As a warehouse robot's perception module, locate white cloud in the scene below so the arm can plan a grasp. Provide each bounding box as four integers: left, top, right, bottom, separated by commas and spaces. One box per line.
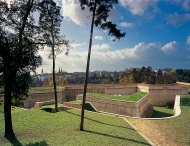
161, 41, 178, 53
94, 36, 103, 40
119, 0, 158, 15
92, 44, 111, 51
119, 22, 135, 28
36, 41, 183, 73
187, 36, 190, 45
62, 0, 122, 26
62, 0, 90, 26
166, 12, 190, 25
173, 0, 190, 11
71, 43, 86, 49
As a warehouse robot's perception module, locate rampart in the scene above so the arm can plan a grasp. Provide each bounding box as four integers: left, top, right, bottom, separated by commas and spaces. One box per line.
65, 84, 137, 101
137, 84, 188, 106
1, 83, 188, 117
24, 88, 66, 108
76, 93, 152, 118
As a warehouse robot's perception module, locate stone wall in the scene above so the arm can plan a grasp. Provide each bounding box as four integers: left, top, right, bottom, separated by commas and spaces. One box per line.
76, 94, 150, 117
65, 84, 137, 101
24, 88, 65, 108
137, 93, 153, 118
138, 85, 188, 106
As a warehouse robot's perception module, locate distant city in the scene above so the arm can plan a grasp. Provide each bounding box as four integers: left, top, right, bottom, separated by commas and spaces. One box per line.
30, 66, 190, 86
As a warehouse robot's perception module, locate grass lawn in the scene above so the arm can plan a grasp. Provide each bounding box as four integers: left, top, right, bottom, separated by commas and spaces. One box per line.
42, 103, 63, 108
151, 106, 173, 118
29, 86, 62, 91
67, 100, 96, 112
86, 92, 147, 102
0, 108, 150, 145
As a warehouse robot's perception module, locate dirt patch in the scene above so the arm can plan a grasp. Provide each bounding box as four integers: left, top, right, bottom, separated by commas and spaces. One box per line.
126, 118, 179, 146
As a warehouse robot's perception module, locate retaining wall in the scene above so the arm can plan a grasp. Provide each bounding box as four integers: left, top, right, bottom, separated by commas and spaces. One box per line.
24, 88, 66, 108
76, 93, 152, 117
65, 84, 137, 101
138, 85, 188, 106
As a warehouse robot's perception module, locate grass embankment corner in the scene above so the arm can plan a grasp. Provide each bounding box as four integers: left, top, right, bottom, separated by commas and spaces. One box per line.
151, 106, 173, 118
86, 92, 147, 102
29, 86, 63, 91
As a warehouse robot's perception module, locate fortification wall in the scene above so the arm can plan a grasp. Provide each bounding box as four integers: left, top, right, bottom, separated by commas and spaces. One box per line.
76, 94, 149, 117
24, 88, 65, 108
65, 84, 137, 101
148, 85, 187, 106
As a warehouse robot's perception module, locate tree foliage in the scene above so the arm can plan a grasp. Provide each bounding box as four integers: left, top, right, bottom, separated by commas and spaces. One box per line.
79, 0, 125, 131
38, 0, 70, 112
0, 0, 42, 137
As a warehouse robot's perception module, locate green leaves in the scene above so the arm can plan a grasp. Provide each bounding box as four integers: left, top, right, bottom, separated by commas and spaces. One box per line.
80, 0, 125, 40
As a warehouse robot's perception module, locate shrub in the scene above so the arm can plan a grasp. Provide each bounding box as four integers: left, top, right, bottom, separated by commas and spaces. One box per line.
0, 102, 4, 113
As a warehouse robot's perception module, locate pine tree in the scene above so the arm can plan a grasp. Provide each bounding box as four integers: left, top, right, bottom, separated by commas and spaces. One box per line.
79, 0, 126, 130
38, 0, 70, 112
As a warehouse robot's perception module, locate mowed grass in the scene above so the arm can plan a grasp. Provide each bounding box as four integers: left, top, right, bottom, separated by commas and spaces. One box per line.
42, 103, 63, 108
151, 106, 173, 118
0, 108, 150, 146
29, 86, 62, 91
86, 92, 147, 102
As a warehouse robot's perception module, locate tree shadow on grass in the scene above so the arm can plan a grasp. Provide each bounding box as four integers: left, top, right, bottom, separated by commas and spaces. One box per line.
83, 130, 151, 146
64, 109, 135, 131
6, 136, 48, 146
25, 141, 48, 146
6, 136, 23, 146
41, 107, 53, 113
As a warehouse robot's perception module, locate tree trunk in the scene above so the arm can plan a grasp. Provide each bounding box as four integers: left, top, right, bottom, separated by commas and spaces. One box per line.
4, 80, 14, 138
51, 16, 58, 112
52, 50, 58, 112
80, 0, 97, 131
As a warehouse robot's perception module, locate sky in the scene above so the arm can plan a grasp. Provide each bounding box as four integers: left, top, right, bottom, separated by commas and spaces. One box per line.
34, 0, 190, 73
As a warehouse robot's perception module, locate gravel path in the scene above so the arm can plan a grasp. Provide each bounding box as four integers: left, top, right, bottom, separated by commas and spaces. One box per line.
125, 118, 179, 146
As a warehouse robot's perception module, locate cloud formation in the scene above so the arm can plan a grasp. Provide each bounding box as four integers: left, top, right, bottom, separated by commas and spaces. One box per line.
62, 0, 90, 26
166, 13, 190, 25
119, 22, 135, 27
187, 36, 190, 45
37, 41, 183, 73
161, 41, 178, 53
62, 0, 121, 26
94, 36, 103, 40
173, 0, 190, 11
92, 44, 111, 51
119, 0, 158, 15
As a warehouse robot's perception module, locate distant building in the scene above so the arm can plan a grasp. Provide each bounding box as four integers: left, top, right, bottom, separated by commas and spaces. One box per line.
147, 66, 152, 72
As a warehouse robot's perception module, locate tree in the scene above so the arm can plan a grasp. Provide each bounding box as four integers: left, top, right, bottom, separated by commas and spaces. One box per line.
79, 0, 126, 131
38, 0, 70, 112
0, 0, 42, 137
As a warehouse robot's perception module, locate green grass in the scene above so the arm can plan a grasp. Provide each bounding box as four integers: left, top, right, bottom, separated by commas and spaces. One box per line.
86, 92, 147, 102
69, 100, 83, 104
151, 106, 173, 118
29, 86, 62, 91
42, 103, 63, 108
68, 100, 96, 112
0, 108, 150, 146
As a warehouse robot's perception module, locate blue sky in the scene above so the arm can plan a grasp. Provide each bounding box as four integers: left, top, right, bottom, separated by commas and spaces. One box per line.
36, 0, 190, 73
